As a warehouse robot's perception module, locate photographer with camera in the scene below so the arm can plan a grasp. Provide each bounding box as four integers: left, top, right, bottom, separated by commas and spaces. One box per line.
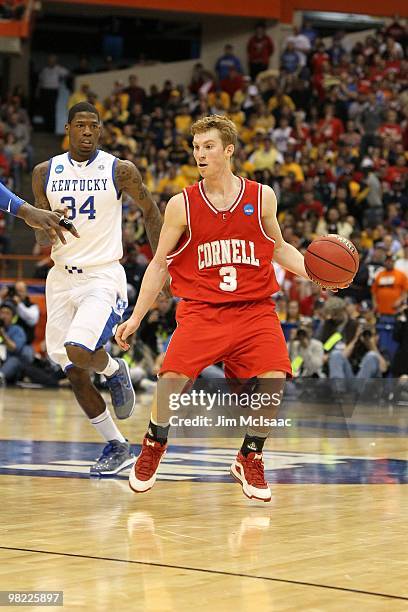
328, 324, 389, 380
289, 326, 324, 378
315, 297, 359, 355
0, 301, 28, 385
1, 282, 40, 346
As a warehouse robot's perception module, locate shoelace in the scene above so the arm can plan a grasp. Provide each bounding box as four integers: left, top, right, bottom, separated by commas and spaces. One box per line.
107, 372, 125, 405
245, 456, 266, 486
97, 440, 124, 461
95, 441, 115, 462
137, 445, 163, 479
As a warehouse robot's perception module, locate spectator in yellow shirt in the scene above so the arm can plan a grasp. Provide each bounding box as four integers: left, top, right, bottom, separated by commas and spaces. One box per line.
240, 116, 260, 145
254, 104, 276, 132
67, 83, 90, 109
180, 154, 200, 184
268, 89, 296, 113
87, 91, 105, 120
139, 166, 155, 193
103, 104, 129, 126
111, 80, 130, 112
249, 136, 283, 170
117, 125, 138, 154
233, 149, 255, 178
228, 103, 246, 128
157, 165, 189, 195
175, 105, 192, 135
208, 90, 230, 112
244, 131, 265, 156
280, 152, 304, 182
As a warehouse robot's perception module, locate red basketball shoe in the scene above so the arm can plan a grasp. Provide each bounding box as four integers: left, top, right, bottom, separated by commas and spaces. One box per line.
230, 451, 271, 502
129, 437, 167, 493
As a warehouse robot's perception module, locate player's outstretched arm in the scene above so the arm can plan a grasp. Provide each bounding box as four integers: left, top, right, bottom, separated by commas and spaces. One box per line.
115, 160, 162, 252
31, 162, 79, 245
0, 169, 78, 244
261, 185, 309, 280
115, 193, 186, 351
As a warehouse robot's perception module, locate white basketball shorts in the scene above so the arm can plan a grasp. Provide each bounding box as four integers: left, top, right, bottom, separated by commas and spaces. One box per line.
45, 262, 128, 371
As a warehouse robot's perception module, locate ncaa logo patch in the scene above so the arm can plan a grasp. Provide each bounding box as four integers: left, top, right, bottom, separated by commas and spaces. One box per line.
243, 204, 254, 216
98, 165, 105, 170
55, 165, 64, 174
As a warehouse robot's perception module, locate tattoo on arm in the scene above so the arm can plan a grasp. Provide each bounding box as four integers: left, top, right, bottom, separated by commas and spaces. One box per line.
32, 161, 52, 245
115, 160, 163, 253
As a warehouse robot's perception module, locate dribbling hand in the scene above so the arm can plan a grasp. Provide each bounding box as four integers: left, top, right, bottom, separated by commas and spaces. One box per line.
328, 283, 350, 293
115, 317, 141, 351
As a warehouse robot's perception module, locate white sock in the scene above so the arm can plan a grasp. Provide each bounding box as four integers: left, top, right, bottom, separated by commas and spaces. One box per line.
90, 408, 126, 443
97, 354, 119, 377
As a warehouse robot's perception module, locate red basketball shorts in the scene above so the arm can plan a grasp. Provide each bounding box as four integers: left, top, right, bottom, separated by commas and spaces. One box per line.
160, 298, 292, 379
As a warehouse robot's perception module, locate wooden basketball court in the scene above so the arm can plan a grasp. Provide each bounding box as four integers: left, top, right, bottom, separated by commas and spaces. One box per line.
1, 387, 407, 611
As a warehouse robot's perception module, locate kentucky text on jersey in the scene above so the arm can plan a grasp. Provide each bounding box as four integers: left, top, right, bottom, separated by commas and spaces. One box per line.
50, 178, 108, 192
46, 150, 122, 267
198, 239, 260, 270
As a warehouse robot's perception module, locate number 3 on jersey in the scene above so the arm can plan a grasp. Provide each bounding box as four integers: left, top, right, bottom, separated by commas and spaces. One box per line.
61, 196, 96, 221
219, 266, 237, 292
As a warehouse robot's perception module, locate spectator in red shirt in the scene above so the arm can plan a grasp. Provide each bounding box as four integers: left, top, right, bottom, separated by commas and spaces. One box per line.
384, 154, 408, 184
220, 68, 244, 98
0, 139, 10, 176
316, 104, 344, 143
291, 111, 310, 146
247, 23, 274, 81
189, 63, 205, 95
297, 190, 324, 219
124, 75, 146, 108
378, 109, 403, 142
311, 43, 330, 75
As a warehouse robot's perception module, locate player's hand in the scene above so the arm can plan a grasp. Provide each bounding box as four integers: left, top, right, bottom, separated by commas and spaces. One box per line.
318, 282, 350, 293
115, 316, 141, 351
21, 204, 80, 244
329, 283, 350, 293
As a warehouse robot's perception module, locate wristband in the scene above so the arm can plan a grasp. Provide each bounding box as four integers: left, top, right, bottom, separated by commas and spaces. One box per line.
0, 181, 25, 216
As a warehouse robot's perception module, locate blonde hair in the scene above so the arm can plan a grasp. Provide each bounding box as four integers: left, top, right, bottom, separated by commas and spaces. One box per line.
191, 114, 238, 148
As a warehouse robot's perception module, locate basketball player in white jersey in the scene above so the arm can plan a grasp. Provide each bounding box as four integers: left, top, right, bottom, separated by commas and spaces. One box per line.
32, 102, 163, 475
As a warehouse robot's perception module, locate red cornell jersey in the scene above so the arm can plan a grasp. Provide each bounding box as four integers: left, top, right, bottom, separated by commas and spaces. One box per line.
166, 177, 280, 303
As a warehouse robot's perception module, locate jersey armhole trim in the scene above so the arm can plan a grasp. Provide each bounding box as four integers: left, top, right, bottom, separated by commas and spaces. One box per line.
166, 189, 192, 260
44, 158, 53, 193
112, 158, 121, 200
258, 183, 275, 243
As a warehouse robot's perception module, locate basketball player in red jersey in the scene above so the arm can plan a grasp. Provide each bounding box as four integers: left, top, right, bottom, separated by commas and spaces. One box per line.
116, 115, 314, 501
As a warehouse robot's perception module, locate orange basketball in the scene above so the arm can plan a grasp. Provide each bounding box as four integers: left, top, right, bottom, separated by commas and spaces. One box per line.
304, 234, 359, 289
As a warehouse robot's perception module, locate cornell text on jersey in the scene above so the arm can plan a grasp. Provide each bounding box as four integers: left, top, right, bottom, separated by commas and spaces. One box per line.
198, 239, 260, 270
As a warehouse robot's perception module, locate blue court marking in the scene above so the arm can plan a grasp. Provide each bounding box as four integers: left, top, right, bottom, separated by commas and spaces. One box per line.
0, 440, 407, 483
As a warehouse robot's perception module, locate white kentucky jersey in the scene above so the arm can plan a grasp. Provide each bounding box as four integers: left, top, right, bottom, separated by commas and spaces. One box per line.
45, 149, 123, 267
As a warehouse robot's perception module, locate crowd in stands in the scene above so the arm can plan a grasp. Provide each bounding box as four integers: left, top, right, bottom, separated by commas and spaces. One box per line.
1, 19, 408, 395
0, 86, 33, 254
